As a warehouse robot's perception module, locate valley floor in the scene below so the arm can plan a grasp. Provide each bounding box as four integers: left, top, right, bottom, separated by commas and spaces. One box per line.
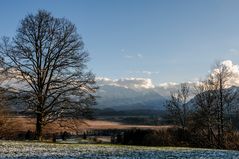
6, 116, 171, 134
0, 141, 238, 159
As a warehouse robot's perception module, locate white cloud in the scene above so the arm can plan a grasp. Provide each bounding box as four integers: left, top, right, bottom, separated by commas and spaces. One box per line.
117, 78, 154, 89
229, 48, 239, 55
210, 60, 239, 87
141, 71, 159, 75
124, 55, 133, 59
142, 71, 153, 75
96, 77, 155, 89
124, 54, 143, 59
129, 70, 159, 76
121, 49, 143, 60
159, 82, 179, 89
137, 53, 143, 58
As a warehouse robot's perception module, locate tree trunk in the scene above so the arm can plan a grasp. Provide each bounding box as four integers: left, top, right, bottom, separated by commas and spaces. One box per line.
35, 113, 43, 141
207, 124, 211, 143
219, 79, 224, 148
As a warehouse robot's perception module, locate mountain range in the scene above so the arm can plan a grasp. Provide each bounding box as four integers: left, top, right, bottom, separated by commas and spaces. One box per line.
95, 78, 181, 110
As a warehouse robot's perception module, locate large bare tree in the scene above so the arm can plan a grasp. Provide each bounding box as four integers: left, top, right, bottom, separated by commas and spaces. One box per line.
0, 10, 97, 140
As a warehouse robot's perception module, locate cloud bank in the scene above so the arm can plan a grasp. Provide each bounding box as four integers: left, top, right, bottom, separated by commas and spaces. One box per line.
96, 77, 155, 89
210, 60, 239, 87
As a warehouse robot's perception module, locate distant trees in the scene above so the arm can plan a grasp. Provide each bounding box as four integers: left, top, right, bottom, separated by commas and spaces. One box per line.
0, 10, 97, 140
166, 83, 190, 130
207, 62, 236, 148
166, 62, 238, 148
193, 79, 218, 146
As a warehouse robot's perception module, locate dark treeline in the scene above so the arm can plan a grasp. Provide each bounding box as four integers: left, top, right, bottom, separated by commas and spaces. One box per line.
112, 127, 239, 150
111, 62, 239, 150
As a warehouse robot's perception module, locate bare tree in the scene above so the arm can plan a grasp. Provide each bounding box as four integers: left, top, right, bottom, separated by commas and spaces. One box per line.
0, 10, 97, 140
166, 83, 190, 130
208, 62, 235, 148
192, 62, 237, 148
193, 80, 218, 146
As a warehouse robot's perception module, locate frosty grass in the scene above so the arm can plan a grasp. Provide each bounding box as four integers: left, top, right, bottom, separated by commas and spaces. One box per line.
0, 141, 238, 159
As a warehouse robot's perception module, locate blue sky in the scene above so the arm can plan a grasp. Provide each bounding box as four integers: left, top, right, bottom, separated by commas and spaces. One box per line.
1, 0, 239, 84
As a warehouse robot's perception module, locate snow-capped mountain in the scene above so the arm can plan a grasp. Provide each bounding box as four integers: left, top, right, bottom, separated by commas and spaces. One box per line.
95, 78, 177, 110
96, 85, 166, 110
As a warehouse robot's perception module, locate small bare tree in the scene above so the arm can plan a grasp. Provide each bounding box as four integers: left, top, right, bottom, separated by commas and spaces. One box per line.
0, 10, 97, 140
193, 80, 218, 146
166, 83, 190, 130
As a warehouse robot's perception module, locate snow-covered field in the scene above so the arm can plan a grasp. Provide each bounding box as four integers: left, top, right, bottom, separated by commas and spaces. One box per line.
0, 141, 238, 159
